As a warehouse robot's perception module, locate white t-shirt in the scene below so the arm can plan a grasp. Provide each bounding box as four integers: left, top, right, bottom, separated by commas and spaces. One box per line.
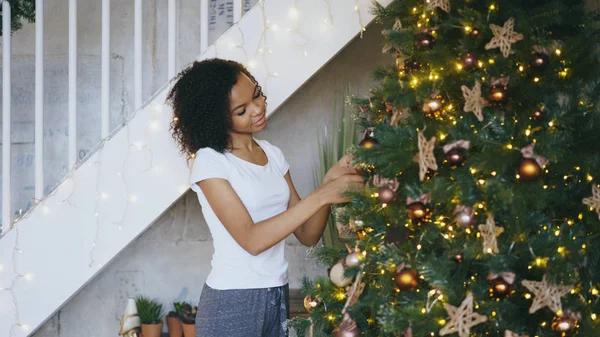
189, 138, 291, 290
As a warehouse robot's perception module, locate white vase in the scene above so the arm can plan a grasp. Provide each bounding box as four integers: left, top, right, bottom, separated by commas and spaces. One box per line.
119, 298, 142, 336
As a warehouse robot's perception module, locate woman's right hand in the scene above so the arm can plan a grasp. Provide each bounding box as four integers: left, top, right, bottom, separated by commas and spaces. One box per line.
318, 173, 365, 205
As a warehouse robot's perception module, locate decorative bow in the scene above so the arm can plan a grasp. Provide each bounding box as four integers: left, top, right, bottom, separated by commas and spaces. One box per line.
453, 204, 474, 216
561, 309, 582, 321
372, 175, 400, 191
406, 193, 431, 205
533, 45, 550, 56
521, 143, 548, 167
443, 140, 471, 154
504, 330, 528, 337
490, 76, 510, 86
487, 272, 516, 284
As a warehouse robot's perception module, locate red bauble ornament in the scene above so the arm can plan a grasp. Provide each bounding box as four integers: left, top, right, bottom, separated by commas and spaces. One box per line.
407, 202, 429, 221
518, 158, 542, 181
395, 268, 419, 291
416, 33, 435, 48
530, 52, 550, 71
489, 277, 513, 298
488, 85, 508, 104
446, 147, 467, 166
378, 186, 397, 204
461, 53, 478, 71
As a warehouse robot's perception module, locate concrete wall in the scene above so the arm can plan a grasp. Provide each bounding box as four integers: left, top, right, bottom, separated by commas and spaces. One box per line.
29, 20, 391, 337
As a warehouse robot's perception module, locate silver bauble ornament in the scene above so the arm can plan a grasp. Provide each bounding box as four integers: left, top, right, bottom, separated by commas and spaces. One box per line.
330, 261, 352, 287
345, 252, 362, 268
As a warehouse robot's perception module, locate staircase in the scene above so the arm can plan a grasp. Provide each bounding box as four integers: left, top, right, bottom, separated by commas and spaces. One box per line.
0, 0, 393, 335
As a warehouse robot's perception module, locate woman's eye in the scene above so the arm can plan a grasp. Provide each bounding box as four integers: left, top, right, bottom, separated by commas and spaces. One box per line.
237, 110, 246, 116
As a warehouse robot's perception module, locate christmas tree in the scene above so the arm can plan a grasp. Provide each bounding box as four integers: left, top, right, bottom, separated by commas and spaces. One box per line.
291, 0, 600, 336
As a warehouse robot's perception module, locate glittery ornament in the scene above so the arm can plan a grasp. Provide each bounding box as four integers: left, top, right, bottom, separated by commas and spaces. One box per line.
303, 296, 320, 312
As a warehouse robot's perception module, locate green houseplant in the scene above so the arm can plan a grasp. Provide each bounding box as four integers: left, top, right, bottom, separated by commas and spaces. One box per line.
313, 85, 358, 248
177, 302, 197, 337
166, 302, 185, 337
135, 296, 164, 337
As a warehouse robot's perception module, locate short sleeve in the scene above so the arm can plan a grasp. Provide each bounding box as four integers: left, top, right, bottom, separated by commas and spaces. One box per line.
189, 148, 230, 193
259, 139, 289, 176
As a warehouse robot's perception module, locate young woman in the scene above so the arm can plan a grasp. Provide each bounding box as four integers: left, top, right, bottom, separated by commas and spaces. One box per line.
166, 58, 363, 337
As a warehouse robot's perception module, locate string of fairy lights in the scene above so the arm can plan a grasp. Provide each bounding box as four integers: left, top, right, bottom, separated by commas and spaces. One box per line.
0, 1, 376, 335
300, 2, 600, 336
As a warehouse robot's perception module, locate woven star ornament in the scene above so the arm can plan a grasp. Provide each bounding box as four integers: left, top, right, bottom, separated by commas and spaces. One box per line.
461, 81, 488, 122
485, 17, 524, 58
415, 131, 438, 181
426, 0, 450, 13
439, 294, 488, 337
583, 185, 600, 220
478, 214, 504, 254
521, 274, 572, 314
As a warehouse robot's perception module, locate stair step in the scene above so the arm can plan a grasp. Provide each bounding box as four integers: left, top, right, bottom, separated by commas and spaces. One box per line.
289, 288, 309, 318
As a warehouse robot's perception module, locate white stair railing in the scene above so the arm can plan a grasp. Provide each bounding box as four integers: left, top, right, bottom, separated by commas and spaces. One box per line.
0, 0, 259, 233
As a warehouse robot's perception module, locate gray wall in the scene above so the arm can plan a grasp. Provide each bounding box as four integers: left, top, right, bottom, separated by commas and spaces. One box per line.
30, 21, 391, 337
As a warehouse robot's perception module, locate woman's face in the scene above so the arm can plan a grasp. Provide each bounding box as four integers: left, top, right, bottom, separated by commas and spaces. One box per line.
228, 73, 267, 135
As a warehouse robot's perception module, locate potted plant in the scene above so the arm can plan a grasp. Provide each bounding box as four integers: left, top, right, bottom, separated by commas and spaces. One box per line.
166, 302, 185, 337
135, 296, 164, 337
177, 302, 198, 337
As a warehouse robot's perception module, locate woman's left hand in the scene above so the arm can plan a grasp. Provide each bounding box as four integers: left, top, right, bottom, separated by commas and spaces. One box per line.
323, 154, 358, 184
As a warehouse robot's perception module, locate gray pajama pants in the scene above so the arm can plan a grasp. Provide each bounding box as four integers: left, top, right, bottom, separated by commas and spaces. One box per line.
195, 283, 289, 337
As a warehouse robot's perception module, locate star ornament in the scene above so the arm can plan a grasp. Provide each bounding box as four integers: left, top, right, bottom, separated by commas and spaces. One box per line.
478, 214, 504, 254
415, 131, 438, 181
583, 185, 600, 220
439, 294, 488, 337
461, 81, 488, 122
485, 17, 524, 58
425, 0, 450, 13
521, 274, 572, 314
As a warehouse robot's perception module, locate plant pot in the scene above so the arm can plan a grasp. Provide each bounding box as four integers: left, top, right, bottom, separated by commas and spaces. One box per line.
166, 316, 183, 337
141, 323, 163, 337
182, 323, 195, 337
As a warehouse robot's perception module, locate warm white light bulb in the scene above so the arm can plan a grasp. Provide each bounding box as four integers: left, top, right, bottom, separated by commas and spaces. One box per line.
288, 7, 299, 19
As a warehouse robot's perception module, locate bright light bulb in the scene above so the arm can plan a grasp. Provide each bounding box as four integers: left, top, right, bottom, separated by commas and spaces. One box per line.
24, 273, 34, 281
129, 195, 138, 203
288, 7, 299, 19
43, 206, 50, 214
150, 119, 159, 130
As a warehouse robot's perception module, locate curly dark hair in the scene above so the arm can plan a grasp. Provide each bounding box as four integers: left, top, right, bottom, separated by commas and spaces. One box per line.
166, 58, 265, 156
